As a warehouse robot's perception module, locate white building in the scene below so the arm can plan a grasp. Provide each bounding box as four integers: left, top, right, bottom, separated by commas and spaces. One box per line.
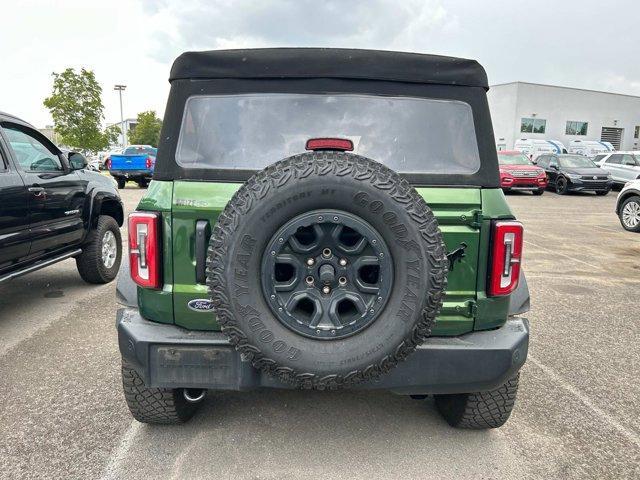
488, 82, 640, 151
107, 118, 138, 147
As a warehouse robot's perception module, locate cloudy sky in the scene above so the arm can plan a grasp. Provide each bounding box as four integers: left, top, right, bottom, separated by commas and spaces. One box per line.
2, 0, 639, 128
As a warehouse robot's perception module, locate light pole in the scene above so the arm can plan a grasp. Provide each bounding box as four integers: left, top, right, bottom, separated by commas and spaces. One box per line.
114, 84, 127, 147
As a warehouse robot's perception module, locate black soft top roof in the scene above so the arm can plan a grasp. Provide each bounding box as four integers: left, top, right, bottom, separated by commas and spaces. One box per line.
169, 48, 489, 89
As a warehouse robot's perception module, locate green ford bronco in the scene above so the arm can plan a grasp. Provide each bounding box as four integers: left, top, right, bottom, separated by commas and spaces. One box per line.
116, 48, 530, 429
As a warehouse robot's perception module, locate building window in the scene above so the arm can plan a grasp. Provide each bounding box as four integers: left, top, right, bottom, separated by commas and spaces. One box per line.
566, 121, 588, 136
521, 117, 546, 134
635, 126, 639, 139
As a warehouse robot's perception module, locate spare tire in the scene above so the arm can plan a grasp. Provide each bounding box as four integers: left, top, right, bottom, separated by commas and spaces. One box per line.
207, 152, 448, 389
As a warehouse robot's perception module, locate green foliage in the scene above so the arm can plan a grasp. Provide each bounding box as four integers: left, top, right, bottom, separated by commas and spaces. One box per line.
43, 68, 115, 153
104, 124, 122, 146
128, 111, 163, 147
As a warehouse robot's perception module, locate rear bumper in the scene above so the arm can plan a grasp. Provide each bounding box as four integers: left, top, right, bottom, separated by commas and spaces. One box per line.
110, 169, 153, 179
117, 307, 529, 395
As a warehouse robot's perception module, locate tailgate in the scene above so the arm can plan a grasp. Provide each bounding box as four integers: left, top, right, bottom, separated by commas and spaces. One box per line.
169, 182, 481, 336
110, 154, 148, 170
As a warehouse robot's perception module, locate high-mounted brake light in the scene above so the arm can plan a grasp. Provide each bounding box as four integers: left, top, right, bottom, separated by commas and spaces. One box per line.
128, 212, 161, 288
488, 220, 523, 296
305, 138, 354, 152
145, 156, 153, 169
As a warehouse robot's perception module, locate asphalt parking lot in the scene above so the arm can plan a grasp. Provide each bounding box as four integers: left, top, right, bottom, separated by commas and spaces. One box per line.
1, 187, 639, 479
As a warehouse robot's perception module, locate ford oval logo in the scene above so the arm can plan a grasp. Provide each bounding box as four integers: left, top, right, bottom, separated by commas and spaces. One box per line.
188, 299, 214, 312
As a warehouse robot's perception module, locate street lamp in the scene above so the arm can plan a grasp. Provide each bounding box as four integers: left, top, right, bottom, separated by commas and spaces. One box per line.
114, 84, 127, 147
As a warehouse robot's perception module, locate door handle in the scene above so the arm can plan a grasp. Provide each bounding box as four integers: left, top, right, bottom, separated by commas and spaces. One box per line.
28, 186, 45, 196
195, 220, 211, 284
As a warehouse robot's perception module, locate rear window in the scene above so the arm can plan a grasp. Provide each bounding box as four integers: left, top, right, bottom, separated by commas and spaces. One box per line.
176, 94, 481, 174
125, 146, 156, 156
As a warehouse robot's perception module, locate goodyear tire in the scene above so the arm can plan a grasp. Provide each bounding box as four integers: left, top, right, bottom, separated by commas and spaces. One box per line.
207, 153, 448, 389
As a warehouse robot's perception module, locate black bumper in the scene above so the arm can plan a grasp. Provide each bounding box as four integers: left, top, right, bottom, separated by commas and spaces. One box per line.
568, 180, 612, 191
110, 170, 153, 180
117, 308, 529, 395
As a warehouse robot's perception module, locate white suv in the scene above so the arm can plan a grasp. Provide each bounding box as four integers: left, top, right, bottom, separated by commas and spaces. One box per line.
594, 152, 640, 186
616, 180, 640, 232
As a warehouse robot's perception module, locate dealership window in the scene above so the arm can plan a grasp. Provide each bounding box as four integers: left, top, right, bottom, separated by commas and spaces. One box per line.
521, 117, 546, 134
566, 121, 588, 136
635, 126, 639, 139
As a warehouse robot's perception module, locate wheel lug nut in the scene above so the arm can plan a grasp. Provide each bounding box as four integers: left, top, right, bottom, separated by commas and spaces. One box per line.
322, 248, 332, 258
305, 276, 315, 285
338, 277, 347, 286
322, 285, 331, 294
307, 258, 315, 266
339, 258, 347, 266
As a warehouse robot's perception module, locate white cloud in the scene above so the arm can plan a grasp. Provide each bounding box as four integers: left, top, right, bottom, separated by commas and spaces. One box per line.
1, 0, 639, 129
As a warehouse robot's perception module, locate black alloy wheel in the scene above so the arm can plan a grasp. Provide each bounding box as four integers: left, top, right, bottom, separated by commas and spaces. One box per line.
555, 176, 568, 195
261, 210, 393, 340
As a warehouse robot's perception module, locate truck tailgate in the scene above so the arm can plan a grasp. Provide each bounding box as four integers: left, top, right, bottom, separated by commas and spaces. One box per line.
110, 154, 148, 170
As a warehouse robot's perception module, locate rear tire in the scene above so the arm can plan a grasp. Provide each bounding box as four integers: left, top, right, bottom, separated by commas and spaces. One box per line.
435, 374, 519, 429
137, 179, 149, 188
595, 190, 609, 196
116, 177, 126, 189
121, 359, 200, 424
532, 189, 544, 196
76, 215, 122, 284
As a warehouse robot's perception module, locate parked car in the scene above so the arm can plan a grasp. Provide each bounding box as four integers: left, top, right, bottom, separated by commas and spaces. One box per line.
116, 48, 530, 429
536, 153, 612, 195
514, 138, 566, 160
615, 180, 640, 232
568, 140, 614, 157
0, 111, 124, 284
592, 152, 640, 187
498, 150, 547, 194
107, 145, 156, 189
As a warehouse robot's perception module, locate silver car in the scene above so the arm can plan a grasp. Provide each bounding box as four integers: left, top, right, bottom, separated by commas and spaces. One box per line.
616, 179, 640, 232
594, 152, 640, 186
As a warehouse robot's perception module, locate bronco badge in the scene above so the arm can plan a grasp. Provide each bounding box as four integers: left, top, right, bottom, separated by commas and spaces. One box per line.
187, 299, 214, 312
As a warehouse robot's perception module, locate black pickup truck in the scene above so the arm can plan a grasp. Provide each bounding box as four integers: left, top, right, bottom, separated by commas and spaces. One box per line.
0, 111, 124, 284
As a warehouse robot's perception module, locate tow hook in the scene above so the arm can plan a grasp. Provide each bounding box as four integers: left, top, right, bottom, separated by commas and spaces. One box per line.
183, 389, 207, 403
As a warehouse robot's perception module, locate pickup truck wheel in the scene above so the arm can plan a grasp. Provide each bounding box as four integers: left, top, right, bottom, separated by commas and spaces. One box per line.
435, 374, 519, 429
121, 359, 200, 424
207, 152, 448, 390
619, 195, 640, 232
137, 179, 149, 188
116, 177, 126, 189
76, 215, 122, 284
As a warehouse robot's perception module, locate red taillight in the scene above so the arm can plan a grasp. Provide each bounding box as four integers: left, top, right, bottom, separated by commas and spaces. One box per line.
488, 221, 523, 296
305, 138, 354, 152
106, 157, 111, 169
128, 212, 161, 288
145, 156, 153, 169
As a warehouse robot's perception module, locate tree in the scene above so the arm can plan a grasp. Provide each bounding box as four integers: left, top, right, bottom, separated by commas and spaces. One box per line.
43, 68, 115, 153
128, 111, 163, 147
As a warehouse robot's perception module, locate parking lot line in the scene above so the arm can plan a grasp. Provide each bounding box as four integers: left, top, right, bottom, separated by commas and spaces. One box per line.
523, 239, 603, 270
528, 355, 640, 449
100, 420, 142, 480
